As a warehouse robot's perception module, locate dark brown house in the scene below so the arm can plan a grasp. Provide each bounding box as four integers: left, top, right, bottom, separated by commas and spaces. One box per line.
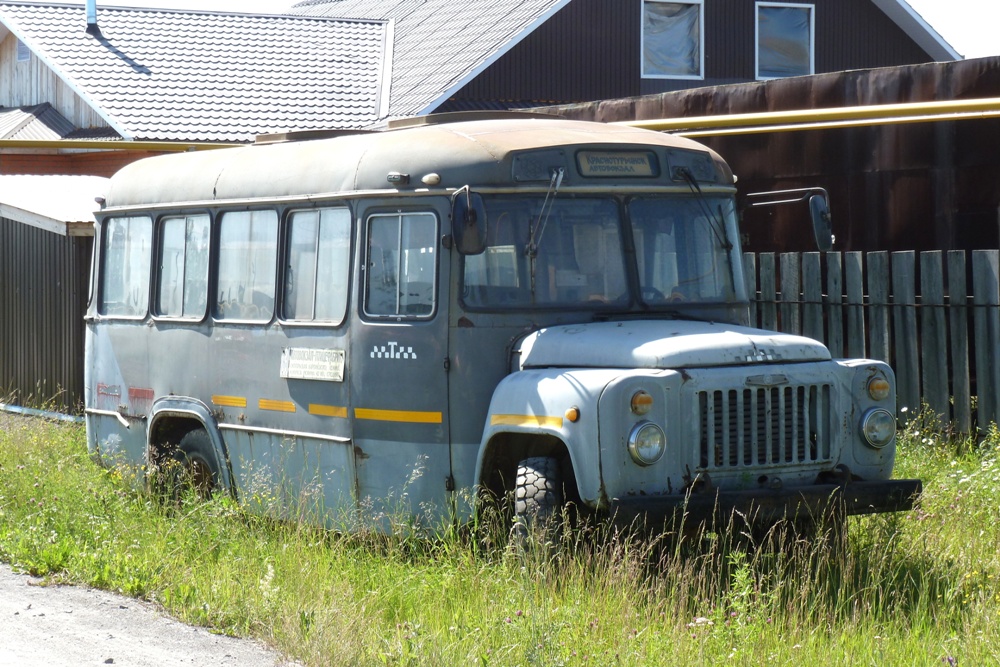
293, 0, 959, 114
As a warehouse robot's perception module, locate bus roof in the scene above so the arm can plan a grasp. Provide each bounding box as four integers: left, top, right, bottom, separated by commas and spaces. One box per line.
102, 117, 734, 210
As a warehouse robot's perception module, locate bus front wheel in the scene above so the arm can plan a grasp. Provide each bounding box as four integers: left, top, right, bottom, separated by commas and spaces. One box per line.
513, 456, 563, 544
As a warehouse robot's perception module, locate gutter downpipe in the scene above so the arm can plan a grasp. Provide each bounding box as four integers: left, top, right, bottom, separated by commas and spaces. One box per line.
85, 0, 98, 34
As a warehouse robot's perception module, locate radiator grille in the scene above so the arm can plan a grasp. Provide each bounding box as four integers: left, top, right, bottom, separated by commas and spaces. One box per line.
698, 384, 832, 470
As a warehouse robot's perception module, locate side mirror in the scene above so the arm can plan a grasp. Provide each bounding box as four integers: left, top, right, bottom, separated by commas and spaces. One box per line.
452, 186, 487, 255
808, 194, 833, 252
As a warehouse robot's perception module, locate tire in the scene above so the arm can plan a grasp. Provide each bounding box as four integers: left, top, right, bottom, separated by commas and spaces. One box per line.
513, 456, 563, 544
161, 430, 220, 500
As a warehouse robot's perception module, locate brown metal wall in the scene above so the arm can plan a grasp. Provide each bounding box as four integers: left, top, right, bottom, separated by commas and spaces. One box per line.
451, 0, 936, 106
0, 218, 92, 411
542, 56, 1000, 254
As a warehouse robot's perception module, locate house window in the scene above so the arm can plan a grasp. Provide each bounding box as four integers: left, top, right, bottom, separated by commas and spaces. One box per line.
16, 39, 30, 62
756, 2, 814, 80
641, 1, 703, 79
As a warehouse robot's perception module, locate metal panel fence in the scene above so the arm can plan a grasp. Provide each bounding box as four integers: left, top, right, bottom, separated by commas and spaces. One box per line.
0, 217, 92, 412
746, 250, 1000, 435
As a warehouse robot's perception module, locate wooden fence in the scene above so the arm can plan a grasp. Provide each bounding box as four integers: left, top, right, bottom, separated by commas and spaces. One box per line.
744, 250, 1000, 435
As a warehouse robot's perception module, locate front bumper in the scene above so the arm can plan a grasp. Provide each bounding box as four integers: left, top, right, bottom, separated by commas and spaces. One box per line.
610, 478, 922, 527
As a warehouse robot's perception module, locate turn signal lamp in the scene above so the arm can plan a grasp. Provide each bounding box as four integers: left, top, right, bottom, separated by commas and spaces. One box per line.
867, 376, 891, 401
630, 390, 653, 416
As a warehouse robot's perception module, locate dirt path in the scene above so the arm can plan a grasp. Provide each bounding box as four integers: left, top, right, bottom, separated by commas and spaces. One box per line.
0, 564, 300, 666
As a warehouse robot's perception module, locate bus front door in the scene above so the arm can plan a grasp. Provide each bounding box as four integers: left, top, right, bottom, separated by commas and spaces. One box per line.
351, 208, 452, 527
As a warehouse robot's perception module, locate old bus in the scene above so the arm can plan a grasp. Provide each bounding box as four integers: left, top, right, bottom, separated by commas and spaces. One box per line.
85, 115, 920, 532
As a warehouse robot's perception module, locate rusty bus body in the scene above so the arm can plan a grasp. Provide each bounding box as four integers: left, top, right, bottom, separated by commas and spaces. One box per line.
85, 116, 920, 531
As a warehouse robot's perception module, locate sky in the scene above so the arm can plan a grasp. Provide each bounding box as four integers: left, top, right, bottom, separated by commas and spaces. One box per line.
906, 0, 1000, 59
70, 0, 998, 60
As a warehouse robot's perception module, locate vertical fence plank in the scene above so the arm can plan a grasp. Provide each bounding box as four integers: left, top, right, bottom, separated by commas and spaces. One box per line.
844, 252, 865, 359
802, 252, 824, 344
826, 253, 844, 358
867, 252, 891, 365
891, 251, 920, 416
947, 251, 972, 434
780, 253, 801, 335
759, 253, 777, 332
919, 251, 949, 421
743, 252, 758, 327
973, 250, 1000, 433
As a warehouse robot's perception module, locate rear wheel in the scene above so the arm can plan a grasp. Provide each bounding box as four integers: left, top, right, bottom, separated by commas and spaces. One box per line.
158, 430, 220, 500
513, 456, 563, 545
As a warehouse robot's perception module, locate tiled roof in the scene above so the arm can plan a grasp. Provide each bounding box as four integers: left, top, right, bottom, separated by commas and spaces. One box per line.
0, 3, 389, 142
291, 0, 569, 118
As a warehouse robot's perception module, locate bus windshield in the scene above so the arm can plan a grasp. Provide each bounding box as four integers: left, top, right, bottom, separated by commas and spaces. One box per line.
461, 194, 738, 309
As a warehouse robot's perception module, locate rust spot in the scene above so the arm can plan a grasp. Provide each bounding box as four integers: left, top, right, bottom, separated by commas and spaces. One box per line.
353, 445, 370, 460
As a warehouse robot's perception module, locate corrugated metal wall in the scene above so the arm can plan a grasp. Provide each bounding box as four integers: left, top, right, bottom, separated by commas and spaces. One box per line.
542, 57, 1000, 254
450, 0, 934, 106
0, 217, 92, 411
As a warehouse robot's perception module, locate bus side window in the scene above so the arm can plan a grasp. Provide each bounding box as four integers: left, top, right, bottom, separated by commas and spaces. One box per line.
216, 210, 278, 321
284, 207, 351, 323
99, 215, 153, 318
364, 212, 437, 318
156, 214, 209, 319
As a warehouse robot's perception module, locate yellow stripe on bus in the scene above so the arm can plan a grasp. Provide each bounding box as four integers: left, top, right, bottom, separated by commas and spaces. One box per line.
309, 404, 348, 418
490, 414, 564, 429
212, 395, 247, 408
354, 408, 443, 424
259, 399, 296, 413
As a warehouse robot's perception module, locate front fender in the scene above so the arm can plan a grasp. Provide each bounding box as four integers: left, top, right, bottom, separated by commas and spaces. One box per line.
475, 368, 624, 507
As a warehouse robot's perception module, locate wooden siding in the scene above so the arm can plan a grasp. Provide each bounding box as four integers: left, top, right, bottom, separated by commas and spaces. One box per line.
450, 0, 936, 106
0, 216, 92, 411
0, 33, 110, 131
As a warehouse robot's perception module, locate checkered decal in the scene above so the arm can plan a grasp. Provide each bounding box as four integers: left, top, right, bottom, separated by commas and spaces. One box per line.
371, 342, 417, 360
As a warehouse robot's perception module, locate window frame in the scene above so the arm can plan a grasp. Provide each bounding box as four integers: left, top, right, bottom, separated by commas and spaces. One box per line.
280, 206, 353, 326
640, 0, 705, 81
97, 215, 153, 320
755, 1, 815, 81
214, 208, 280, 324
362, 210, 439, 321
152, 212, 212, 322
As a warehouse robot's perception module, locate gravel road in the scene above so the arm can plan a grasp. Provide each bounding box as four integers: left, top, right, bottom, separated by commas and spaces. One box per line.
0, 564, 300, 666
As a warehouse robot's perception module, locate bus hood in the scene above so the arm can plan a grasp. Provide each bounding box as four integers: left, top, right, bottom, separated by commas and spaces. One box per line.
515, 320, 831, 370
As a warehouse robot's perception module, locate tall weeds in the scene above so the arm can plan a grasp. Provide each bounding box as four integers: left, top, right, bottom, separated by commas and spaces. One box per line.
0, 411, 997, 665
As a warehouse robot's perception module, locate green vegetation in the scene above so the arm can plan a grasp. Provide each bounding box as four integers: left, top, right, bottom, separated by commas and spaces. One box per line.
0, 412, 997, 666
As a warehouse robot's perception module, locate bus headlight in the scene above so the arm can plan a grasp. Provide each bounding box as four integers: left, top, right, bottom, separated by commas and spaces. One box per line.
861, 408, 896, 448
628, 421, 665, 466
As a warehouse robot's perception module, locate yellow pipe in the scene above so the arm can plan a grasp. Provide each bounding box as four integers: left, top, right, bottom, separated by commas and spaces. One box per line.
0, 139, 240, 151
619, 96, 1000, 133
676, 109, 1000, 138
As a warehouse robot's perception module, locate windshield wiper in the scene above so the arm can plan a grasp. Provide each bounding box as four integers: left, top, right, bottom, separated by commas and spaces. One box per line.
525, 167, 564, 298
677, 167, 732, 252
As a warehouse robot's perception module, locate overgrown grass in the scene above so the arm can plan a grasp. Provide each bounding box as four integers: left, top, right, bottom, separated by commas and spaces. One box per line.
1, 411, 998, 665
